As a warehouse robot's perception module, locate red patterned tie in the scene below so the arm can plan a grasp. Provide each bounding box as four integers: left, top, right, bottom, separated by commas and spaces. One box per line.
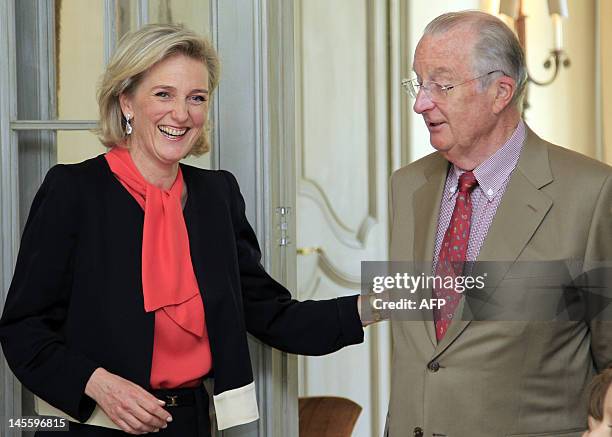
433, 171, 478, 341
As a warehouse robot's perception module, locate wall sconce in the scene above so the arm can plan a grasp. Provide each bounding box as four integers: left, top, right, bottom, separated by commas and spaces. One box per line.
499, 0, 571, 109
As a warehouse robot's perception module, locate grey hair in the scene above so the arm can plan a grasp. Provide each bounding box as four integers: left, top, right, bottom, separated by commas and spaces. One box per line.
423, 11, 527, 111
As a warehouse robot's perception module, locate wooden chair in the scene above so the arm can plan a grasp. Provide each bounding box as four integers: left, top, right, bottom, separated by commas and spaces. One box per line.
299, 396, 362, 437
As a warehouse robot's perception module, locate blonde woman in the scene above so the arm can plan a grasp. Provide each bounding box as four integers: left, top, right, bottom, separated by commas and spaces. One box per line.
0, 24, 364, 437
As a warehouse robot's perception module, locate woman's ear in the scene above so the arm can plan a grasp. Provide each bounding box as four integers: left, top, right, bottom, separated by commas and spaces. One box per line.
119, 93, 133, 118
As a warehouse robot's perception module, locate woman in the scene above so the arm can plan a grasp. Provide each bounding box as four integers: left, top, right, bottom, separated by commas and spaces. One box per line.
583, 368, 612, 437
0, 24, 364, 436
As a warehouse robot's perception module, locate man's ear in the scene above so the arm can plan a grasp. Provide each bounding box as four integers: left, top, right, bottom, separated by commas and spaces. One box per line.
119, 93, 133, 118
492, 75, 516, 114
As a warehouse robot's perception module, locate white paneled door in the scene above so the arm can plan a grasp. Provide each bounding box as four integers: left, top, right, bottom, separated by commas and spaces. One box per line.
295, 1, 392, 436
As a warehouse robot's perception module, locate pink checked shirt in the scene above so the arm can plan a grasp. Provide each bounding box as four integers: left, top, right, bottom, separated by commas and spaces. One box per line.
433, 120, 526, 263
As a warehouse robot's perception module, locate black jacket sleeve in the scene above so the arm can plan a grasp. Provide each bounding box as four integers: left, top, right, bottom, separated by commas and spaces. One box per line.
0, 165, 98, 421
221, 171, 364, 355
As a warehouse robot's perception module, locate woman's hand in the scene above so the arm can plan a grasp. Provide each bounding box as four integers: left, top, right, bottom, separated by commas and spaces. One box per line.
85, 368, 172, 434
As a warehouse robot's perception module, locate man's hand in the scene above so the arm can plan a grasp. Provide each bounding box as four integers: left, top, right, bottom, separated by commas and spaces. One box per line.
85, 368, 172, 435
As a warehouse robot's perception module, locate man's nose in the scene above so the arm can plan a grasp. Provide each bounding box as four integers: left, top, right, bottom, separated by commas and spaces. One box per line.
413, 88, 435, 114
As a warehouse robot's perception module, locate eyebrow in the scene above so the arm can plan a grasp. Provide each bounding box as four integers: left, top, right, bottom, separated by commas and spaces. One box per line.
411, 66, 454, 78
153, 85, 209, 94
432, 67, 453, 76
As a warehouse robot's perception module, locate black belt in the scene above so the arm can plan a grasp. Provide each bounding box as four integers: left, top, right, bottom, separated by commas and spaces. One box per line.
150, 386, 208, 408
150, 385, 211, 436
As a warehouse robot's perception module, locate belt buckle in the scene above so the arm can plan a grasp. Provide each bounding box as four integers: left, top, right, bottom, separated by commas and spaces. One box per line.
166, 395, 179, 407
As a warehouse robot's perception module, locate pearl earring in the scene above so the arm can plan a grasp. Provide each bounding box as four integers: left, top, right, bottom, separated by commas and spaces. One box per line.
125, 114, 133, 135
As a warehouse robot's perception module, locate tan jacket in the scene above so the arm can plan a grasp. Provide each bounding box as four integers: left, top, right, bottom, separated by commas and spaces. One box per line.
386, 128, 612, 437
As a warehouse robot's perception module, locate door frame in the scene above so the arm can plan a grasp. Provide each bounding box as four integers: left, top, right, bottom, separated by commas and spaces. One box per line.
215, 0, 298, 435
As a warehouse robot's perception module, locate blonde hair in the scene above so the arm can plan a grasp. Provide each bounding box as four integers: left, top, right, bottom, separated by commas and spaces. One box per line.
96, 23, 220, 156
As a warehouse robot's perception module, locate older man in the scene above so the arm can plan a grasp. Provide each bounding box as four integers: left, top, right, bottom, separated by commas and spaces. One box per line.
386, 11, 612, 437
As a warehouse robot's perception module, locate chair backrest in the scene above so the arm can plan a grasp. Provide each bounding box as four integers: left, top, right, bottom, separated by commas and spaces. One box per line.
299, 396, 362, 437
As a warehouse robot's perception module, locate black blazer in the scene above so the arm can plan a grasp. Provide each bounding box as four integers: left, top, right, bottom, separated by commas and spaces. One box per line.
0, 155, 363, 426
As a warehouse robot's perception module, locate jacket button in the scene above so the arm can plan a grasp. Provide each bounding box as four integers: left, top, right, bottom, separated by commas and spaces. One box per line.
414, 427, 424, 437
427, 361, 440, 372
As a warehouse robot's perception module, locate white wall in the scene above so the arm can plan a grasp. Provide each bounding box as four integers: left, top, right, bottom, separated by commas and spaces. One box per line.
56, 0, 107, 164
519, 0, 596, 159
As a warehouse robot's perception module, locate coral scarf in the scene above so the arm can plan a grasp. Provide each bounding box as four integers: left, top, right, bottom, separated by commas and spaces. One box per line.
105, 147, 205, 338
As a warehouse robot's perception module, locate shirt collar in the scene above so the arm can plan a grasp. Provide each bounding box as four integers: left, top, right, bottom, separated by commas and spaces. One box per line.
447, 120, 526, 201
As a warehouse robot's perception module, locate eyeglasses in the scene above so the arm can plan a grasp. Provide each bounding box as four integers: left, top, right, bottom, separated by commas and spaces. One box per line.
401, 70, 504, 101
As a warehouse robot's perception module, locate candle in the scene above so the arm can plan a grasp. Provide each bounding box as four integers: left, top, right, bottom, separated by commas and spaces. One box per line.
552, 13, 563, 51
548, 0, 569, 17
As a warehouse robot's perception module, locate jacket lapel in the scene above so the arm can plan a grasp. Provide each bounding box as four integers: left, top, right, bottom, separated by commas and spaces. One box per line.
477, 128, 554, 261
433, 127, 554, 356
182, 170, 236, 308
412, 155, 449, 346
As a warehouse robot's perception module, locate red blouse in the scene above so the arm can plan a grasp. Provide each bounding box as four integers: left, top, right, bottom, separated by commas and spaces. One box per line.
105, 148, 212, 388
